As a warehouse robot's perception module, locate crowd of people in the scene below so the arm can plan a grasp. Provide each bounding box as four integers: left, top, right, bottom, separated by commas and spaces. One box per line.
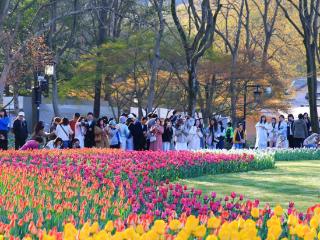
0, 107, 317, 151
4, 110, 248, 151
255, 113, 320, 149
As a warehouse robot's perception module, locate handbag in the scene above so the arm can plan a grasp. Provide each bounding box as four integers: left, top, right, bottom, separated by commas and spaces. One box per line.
60, 125, 72, 142
150, 134, 157, 143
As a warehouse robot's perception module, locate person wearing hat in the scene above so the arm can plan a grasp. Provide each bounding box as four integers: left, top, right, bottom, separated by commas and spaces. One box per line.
13, 111, 28, 150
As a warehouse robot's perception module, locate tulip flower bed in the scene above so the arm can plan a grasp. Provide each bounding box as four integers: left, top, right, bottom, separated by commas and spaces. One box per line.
0, 149, 276, 238
274, 149, 320, 161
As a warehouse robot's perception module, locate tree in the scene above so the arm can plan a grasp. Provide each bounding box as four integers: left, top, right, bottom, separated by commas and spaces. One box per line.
147, 0, 165, 113
277, 0, 320, 133
171, 0, 221, 116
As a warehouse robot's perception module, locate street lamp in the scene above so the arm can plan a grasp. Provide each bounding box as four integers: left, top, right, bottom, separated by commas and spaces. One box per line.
45, 65, 54, 76
33, 65, 54, 124
243, 83, 271, 130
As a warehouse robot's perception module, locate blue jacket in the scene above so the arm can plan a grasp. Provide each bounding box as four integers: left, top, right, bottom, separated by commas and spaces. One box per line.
0, 117, 10, 131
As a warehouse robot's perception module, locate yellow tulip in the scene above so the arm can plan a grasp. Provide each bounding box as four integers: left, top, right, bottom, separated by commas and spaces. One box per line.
314, 207, 320, 216
0, 236, 4, 240
90, 222, 100, 234
176, 229, 190, 240
193, 225, 207, 238
207, 217, 221, 229
287, 214, 298, 226
274, 205, 283, 217
185, 215, 199, 233
268, 225, 282, 239
153, 219, 166, 235
206, 235, 218, 240
104, 221, 114, 232
169, 219, 182, 231
310, 216, 319, 229
251, 208, 259, 218
136, 224, 145, 235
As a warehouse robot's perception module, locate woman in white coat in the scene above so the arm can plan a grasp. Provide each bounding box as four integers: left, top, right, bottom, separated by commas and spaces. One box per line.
75, 117, 86, 148
255, 115, 269, 149
188, 119, 203, 150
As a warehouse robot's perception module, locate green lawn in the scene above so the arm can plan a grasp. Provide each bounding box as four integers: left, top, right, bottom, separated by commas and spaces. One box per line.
178, 161, 320, 211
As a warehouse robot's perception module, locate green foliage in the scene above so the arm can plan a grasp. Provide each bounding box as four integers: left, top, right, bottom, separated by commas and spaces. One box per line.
274, 149, 320, 161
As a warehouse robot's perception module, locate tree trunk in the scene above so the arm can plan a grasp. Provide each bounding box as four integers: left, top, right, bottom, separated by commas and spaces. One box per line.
13, 84, 19, 114
48, 0, 60, 117
147, 0, 164, 113
187, 66, 198, 116
94, 56, 102, 118
305, 42, 319, 133
93, 0, 108, 118
230, 56, 238, 127
0, 63, 11, 106
52, 62, 60, 116
0, 0, 9, 31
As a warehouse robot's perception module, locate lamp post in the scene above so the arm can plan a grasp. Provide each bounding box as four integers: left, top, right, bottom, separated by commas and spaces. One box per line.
243, 83, 271, 130
33, 65, 54, 124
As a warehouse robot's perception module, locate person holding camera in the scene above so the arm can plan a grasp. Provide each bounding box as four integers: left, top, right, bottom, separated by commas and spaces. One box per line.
84, 112, 96, 148
0, 109, 10, 150
94, 118, 109, 148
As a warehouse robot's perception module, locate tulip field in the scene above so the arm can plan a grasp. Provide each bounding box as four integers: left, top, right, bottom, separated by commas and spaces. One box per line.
0, 149, 319, 240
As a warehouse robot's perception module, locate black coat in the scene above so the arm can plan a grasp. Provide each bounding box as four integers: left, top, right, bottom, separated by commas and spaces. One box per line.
162, 126, 173, 142
13, 119, 28, 140
129, 121, 145, 150
84, 121, 96, 147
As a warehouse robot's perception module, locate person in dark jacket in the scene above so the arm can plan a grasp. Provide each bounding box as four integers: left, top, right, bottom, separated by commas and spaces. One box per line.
13, 112, 28, 150
128, 114, 145, 151
287, 114, 295, 148
162, 118, 173, 151
293, 113, 308, 148
84, 112, 96, 148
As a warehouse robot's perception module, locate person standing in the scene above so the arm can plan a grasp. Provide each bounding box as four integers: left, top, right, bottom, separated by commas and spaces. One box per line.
55, 118, 74, 149
128, 114, 145, 151
276, 115, 288, 148
126, 117, 134, 150
268, 117, 278, 148
108, 120, 121, 149
233, 123, 246, 149
141, 117, 148, 150
94, 118, 109, 148
69, 113, 80, 139
75, 117, 86, 148
0, 109, 10, 150
162, 118, 173, 151
84, 112, 95, 148
287, 114, 295, 148
225, 122, 234, 150
12, 112, 28, 150
255, 115, 269, 149
303, 112, 312, 136
206, 118, 220, 150
293, 113, 308, 148
149, 118, 164, 151
174, 118, 189, 150
217, 121, 226, 150
188, 118, 203, 150
118, 116, 130, 150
